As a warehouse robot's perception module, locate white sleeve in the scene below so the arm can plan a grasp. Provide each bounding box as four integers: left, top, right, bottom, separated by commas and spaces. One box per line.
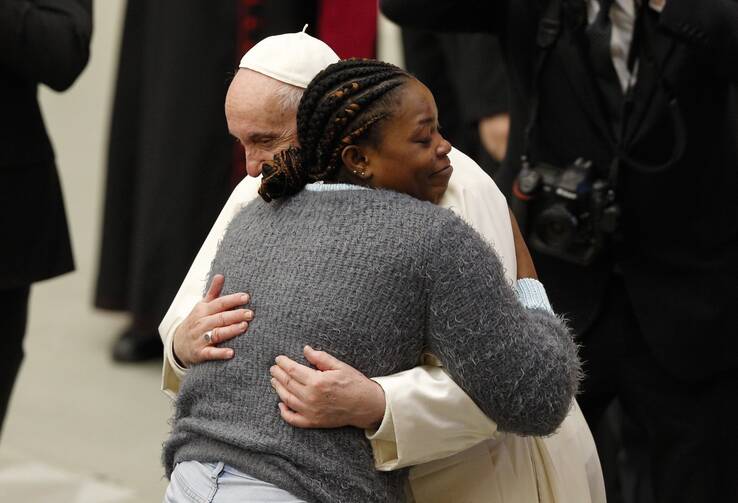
441, 147, 517, 284
364, 148, 519, 469
366, 366, 499, 470
159, 175, 262, 398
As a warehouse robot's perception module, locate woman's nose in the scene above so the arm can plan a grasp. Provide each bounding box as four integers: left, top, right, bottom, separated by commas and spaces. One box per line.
437, 137, 452, 157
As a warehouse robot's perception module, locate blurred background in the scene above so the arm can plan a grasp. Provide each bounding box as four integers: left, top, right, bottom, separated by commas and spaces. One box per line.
0, 1, 170, 501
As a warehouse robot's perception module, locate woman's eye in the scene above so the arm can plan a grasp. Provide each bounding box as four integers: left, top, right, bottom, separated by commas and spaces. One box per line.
415, 138, 432, 145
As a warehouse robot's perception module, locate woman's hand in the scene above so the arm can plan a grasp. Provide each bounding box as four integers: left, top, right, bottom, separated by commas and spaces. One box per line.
172, 274, 253, 367
510, 209, 538, 280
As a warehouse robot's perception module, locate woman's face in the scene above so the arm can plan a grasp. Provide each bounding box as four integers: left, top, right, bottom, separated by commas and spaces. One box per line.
362, 79, 453, 204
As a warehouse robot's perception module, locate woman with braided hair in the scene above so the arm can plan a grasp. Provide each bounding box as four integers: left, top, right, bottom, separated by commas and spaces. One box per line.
163, 59, 581, 503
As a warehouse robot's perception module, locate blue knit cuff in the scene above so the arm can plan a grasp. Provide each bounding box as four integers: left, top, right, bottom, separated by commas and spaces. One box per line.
514, 278, 554, 314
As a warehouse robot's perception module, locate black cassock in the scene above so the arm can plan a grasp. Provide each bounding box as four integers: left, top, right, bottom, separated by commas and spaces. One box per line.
96, 0, 321, 325
95, 1, 238, 322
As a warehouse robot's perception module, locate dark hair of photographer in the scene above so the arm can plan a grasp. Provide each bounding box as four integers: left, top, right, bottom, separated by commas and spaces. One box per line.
258, 59, 410, 202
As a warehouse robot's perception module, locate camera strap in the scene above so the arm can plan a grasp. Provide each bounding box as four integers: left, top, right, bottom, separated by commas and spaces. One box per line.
523, 0, 564, 162
614, 2, 686, 174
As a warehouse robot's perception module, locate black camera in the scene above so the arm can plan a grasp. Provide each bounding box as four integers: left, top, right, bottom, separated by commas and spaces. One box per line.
512, 157, 620, 265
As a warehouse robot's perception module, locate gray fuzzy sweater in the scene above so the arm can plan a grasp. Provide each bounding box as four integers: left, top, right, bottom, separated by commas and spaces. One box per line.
163, 187, 580, 503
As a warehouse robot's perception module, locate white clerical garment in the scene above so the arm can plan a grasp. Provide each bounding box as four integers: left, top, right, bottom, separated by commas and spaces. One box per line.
159, 147, 605, 503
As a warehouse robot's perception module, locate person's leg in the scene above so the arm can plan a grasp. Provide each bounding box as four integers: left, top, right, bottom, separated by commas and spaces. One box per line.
577, 275, 653, 503
576, 275, 629, 503
619, 351, 738, 503
0, 285, 31, 435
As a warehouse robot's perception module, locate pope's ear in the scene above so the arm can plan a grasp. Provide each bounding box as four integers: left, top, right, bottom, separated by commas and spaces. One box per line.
341, 145, 372, 180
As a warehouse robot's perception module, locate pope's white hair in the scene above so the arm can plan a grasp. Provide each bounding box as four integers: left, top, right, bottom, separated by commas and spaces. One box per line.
268, 78, 305, 115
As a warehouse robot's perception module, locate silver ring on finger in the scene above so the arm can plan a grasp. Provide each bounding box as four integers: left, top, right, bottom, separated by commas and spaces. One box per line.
203, 330, 214, 345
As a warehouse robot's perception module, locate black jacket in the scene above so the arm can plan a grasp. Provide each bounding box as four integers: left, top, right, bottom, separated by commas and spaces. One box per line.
382, 0, 738, 381
0, 0, 92, 288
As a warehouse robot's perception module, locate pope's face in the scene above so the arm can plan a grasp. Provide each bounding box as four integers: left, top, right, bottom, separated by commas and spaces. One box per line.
225, 70, 299, 177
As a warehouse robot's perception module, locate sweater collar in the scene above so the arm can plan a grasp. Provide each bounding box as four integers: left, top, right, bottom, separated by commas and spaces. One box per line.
304, 181, 368, 192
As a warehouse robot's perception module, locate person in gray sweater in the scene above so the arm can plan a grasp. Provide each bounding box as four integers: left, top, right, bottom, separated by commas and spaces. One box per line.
163, 59, 580, 503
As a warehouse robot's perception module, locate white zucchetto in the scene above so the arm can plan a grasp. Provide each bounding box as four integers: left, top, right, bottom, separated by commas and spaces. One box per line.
239, 26, 340, 88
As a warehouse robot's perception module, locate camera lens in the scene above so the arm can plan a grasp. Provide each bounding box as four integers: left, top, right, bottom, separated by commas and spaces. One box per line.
535, 204, 578, 249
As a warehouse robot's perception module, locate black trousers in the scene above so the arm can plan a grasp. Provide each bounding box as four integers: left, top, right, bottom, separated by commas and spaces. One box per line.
0, 285, 30, 435
578, 276, 738, 503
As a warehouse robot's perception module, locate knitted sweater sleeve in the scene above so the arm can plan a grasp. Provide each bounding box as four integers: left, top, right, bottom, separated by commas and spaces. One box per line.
423, 211, 581, 436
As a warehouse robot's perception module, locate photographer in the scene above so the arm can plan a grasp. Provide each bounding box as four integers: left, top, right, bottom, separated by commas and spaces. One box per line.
381, 1, 738, 502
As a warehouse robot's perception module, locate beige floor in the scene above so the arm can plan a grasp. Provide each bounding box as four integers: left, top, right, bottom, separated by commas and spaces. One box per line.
0, 2, 172, 501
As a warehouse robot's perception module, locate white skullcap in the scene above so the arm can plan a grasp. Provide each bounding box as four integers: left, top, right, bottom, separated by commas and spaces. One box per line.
239, 25, 340, 88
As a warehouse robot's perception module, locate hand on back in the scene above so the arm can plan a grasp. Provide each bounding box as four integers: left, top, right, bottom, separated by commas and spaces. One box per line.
172, 274, 253, 367
269, 346, 386, 430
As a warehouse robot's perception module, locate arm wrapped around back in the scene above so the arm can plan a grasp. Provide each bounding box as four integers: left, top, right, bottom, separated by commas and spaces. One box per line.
424, 211, 581, 436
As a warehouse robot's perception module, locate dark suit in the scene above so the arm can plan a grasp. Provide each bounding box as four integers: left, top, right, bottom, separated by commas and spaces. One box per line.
0, 0, 91, 431
382, 1, 738, 501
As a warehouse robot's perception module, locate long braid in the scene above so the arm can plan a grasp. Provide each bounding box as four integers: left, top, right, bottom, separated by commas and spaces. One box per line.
296, 60, 396, 134
314, 78, 406, 178
300, 68, 406, 170
259, 59, 411, 202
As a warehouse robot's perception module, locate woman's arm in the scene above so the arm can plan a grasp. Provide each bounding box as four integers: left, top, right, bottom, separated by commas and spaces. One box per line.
0, 0, 92, 90
424, 211, 580, 436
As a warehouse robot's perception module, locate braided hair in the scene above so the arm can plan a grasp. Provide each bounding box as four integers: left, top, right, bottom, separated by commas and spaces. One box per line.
259, 59, 410, 202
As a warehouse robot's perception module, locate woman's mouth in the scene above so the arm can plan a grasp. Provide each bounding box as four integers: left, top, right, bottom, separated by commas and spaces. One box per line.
431, 164, 453, 177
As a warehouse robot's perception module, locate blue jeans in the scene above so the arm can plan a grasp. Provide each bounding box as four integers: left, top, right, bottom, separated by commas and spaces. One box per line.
164, 461, 307, 503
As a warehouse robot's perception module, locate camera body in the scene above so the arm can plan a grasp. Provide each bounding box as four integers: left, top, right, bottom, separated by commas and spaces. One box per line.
513, 157, 620, 265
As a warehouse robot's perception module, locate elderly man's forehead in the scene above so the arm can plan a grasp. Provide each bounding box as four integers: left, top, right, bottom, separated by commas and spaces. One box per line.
227, 74, 274, 124
225, 68, 300, 141
227, 69, 276, 104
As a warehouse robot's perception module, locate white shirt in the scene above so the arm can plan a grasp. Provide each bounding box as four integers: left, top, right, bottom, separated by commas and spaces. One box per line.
588, 0, 666, 91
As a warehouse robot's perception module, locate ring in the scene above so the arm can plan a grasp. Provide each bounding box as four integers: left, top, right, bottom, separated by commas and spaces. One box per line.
203, 331, 213, 344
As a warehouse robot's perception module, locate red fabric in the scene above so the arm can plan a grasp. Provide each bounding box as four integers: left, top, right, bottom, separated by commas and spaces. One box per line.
317, 0, 377, 59
232, 0, 264, 189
